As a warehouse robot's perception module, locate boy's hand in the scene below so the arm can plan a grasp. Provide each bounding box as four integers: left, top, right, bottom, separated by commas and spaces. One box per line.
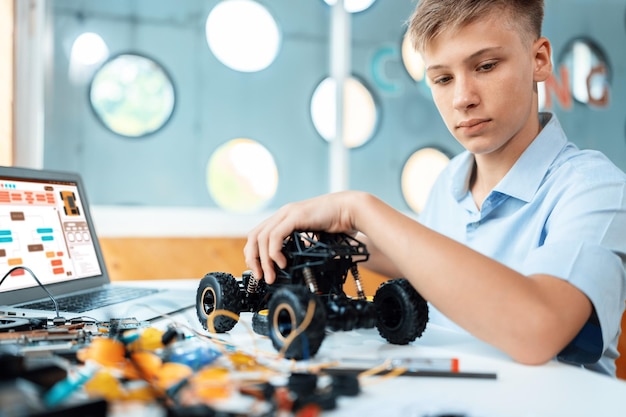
243, 191, 362, 283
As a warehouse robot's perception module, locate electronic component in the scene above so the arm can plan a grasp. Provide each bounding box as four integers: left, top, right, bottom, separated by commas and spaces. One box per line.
0, 317, 47, 332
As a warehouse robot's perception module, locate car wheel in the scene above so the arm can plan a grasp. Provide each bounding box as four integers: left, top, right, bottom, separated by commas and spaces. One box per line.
373, 278, 428, 345
196, 272, 241, 333
268, 286, 327, 360
252, 309, 270, 336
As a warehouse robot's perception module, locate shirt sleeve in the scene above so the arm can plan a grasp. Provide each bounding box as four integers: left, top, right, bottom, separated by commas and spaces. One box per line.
521, 169, 626, 366
523, 241, 624, 362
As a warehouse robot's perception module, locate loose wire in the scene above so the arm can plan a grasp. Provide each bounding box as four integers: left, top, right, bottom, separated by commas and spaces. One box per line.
0, 266, 61, 318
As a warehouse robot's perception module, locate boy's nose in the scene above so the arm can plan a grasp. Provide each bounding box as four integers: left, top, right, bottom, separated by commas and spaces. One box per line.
452, 77, 479, 110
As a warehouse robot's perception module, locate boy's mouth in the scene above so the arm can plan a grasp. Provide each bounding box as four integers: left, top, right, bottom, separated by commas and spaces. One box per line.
457, 118, 491, 135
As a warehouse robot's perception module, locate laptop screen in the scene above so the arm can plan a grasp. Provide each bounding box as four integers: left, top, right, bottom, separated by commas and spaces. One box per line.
0, 171, 103, 294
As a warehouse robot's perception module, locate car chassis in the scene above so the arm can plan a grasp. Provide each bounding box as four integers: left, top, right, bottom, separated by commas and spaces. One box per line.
196, 231, 429, 360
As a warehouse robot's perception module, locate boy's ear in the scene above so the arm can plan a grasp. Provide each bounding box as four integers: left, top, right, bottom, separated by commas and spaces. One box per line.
533, 37, 553, 82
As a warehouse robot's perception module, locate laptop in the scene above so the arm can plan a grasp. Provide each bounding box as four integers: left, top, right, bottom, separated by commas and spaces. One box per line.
0, 165, 196, 323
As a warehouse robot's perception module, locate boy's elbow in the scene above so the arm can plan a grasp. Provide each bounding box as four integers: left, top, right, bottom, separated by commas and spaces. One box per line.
505, 314, 578, 366
508, 335, 557, 365
510, 349, 555, 366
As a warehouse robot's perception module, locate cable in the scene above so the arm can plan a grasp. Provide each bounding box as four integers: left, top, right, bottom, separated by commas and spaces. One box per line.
0, 265, 61, 319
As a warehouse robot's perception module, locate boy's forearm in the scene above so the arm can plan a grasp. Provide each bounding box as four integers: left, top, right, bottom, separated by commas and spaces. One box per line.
350, 192, 592, 364
354, 231, 403, 278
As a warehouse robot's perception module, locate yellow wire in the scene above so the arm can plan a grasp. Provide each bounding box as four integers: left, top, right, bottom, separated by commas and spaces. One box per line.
206, 309, 239, 333
206, 309, 263, 356
357, 359, 392, 378
358, 360, 407, 386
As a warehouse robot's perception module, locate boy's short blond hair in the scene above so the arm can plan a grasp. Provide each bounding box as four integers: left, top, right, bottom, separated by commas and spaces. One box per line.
408, 0, 544, 53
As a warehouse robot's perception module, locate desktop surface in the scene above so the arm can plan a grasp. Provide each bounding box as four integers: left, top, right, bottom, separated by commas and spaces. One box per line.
142, 279, 626, 417
5, 279, 625, 417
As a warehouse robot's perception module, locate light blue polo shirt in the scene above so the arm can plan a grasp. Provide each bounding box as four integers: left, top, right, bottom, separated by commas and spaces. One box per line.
419, 112, 626, 375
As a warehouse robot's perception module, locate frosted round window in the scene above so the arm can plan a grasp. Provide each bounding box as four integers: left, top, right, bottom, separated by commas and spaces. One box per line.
401, 32, 425, 83
207, 138, 278, 213
89, 54, 175, 138
70, 32, 110, 83
205, 0, 280, 72
311, 76, 378, 148
402, 148, 450, 214
559, 38, 610, 106
71, 32, 108, 66
323, 0, 377, 13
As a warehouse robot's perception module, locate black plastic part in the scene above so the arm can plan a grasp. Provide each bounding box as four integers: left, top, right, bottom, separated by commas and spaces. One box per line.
331, 373, 360, 397
166, 404, 220, 417
373, 278, 429, 345
0, 345, 25, 380
161, 326, 185, 345
350, 298, 377, 329
34, 398, 108, 417
324, 297, 358, 331
288, 372, 318, 396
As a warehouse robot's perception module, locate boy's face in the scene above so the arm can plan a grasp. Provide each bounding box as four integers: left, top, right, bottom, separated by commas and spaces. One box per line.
423, 12, 550, 158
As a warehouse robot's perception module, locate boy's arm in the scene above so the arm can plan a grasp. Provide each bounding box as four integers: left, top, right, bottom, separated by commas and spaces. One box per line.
353, 192, 592, 365
245, 190, 593, 365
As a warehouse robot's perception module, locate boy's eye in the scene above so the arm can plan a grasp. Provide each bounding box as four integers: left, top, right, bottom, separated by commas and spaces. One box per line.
478, 62, 497, 72
433, 75, 452, 85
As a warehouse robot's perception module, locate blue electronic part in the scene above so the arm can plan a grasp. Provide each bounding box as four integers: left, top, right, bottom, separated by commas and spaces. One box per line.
166, 341, 222, 370
43, 361, 99, 407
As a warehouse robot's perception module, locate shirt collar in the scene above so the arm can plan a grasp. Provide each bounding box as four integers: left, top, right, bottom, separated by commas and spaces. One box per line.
450, 112, 568, 203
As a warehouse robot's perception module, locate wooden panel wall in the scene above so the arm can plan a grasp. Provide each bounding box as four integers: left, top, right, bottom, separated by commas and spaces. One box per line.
99, 237, 249, 281
99, 237, 626, 380
99, 237, 388, 297
0, 0, 14, 165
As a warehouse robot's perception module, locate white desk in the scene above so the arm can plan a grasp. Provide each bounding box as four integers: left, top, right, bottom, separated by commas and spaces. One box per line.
134, 279, 626, 417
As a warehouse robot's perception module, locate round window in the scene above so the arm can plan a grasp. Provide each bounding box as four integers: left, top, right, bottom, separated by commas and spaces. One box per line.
206, 138, 278, 213
322, 0, 377, 13
89, 53, 175, 138
401, 147, 450, 214
401, 32, 425, 83
205, 0, 281, 73
310, 76, 378, 148
71, 32, 109, 66
559, 38, 610, 106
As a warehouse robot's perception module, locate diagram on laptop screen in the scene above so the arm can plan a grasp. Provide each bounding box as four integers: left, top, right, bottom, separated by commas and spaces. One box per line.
0, 179, 102, 292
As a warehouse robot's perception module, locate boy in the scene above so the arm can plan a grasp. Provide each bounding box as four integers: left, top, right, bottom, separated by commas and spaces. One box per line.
244, 0, 626, 376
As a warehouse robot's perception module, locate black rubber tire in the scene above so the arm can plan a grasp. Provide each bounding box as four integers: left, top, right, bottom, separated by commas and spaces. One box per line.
268, 286, 327, 360
373, 278, 428, 345
252, 309, 270, 336
196, 272, 241, 333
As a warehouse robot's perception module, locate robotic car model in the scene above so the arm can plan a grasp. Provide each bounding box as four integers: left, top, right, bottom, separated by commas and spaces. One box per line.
196, 231, 429, 360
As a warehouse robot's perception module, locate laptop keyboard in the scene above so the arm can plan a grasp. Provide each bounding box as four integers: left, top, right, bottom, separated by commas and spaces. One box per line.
19, 286, 161, 313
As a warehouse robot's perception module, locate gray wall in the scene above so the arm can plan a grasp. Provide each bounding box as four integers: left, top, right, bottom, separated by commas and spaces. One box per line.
43, 0, 626, 211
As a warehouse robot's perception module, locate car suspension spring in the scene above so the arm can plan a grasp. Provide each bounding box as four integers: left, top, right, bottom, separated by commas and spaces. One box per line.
350, 265, 366, 300
302, 266, 319, 294
244, 270, 260, 293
